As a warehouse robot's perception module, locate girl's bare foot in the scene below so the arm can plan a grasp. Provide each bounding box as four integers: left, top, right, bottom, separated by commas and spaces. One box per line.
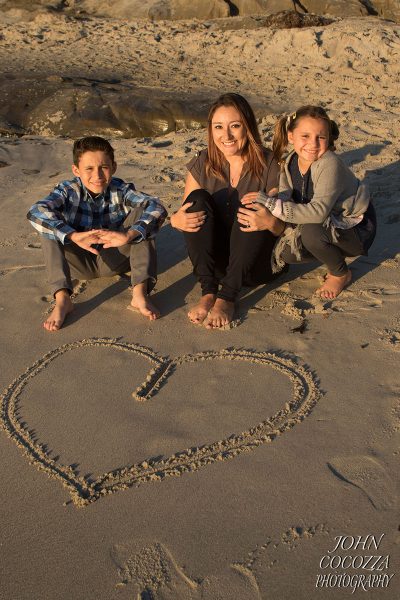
188, 293, 216, 324
316, 271, 352, 299
44, 289, 73, 332
204, 298, 234, 329
130, 281, 160, 320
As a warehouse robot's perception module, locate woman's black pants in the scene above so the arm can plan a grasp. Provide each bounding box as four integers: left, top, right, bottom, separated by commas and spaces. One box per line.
183, 189, 277, 302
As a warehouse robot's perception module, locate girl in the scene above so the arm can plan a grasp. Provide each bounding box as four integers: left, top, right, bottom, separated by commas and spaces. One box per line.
171, 93, 282, 328
238, 105, 376, 298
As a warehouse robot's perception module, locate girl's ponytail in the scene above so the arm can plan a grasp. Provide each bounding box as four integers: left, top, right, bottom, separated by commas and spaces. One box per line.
272, 115, 290, 165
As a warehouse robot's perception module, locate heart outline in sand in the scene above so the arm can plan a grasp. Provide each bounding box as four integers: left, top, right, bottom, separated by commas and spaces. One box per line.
0, 338, 321, 507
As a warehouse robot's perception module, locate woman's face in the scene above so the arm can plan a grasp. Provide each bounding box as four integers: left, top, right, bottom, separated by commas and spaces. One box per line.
211, 105, 248, 158
288, 116, 330, 169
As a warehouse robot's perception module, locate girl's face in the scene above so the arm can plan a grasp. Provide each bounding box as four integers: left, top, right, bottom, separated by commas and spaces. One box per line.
288, 116, 330, 169
211, 106, 248, 158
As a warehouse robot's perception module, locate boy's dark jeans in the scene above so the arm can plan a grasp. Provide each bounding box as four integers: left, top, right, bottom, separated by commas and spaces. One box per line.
183, 189, 277, 302
42, 207, 157, 296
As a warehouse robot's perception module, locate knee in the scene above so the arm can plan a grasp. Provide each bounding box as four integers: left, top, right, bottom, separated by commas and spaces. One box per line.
184, 189, 213, 212
300, 224, 327, 252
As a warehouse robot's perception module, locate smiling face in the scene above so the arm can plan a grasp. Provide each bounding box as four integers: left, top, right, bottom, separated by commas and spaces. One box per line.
72, 150, 116, 194
288, 116, 330, 171
211, 105, 248, 159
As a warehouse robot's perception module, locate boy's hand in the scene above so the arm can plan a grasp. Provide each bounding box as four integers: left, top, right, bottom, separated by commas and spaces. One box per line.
94, 229, 139, 248
170, 203, 206, 232
68, 231, 102, 255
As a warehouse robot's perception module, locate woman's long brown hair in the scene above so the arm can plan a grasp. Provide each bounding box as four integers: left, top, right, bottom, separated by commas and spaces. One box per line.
206, 93, 266, 182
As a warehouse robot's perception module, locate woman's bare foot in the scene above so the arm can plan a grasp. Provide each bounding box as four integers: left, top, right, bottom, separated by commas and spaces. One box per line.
188, 293, 216, 324
44, 289, 73, 332
130, 282, 160, 320
204, 298, 235, 329
316, 271, 352, 299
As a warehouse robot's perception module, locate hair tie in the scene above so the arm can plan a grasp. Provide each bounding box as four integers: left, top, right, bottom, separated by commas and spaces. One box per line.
285, 112, 296, 131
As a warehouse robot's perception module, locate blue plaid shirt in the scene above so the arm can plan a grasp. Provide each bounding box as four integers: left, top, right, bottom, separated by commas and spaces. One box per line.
27, 177, 167, 244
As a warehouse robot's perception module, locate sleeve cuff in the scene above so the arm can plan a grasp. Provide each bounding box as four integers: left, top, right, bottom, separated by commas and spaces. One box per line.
256, 191, 276, 212
129, 225, 145, 243
57, 225, 76, 245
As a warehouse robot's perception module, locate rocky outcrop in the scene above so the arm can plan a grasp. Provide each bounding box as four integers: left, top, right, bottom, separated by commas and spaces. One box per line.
231, 0, 370, 17
67, 0, 230, 20
370, 0, 400, 21
149, 0, 230, 20
0, 77, 209, 137
301, 1, 370, 16
230, 1, 297, 16
0, 0, 399, 21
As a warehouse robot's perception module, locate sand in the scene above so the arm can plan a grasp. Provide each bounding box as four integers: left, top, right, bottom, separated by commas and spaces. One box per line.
0, 6, 399, 600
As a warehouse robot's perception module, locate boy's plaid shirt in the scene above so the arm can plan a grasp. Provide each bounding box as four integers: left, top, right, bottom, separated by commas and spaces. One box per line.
27, 177, 167, 244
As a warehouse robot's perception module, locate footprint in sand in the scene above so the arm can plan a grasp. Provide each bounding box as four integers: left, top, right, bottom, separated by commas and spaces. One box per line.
21, 168, 41, 175
380, 328, 400, 351
328, 455, 399, 510
111, 542, 261, 600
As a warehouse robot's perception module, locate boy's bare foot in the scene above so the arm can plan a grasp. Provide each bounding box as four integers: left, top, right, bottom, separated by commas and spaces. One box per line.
316, 271, 352, 299
44, 289, 73, 332
204, 298, 235, 329
130, 282, 160, 320
188, 293, 216, 324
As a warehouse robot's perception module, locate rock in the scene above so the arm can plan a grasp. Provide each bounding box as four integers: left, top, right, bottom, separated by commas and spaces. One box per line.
301, 0, 370, 17
65, 0, 229, 20
232, 0, 295, 16
0, 115, 24, 136
370, 0, 400, 22
70, 0, 160, 19
149, 0, 230, 20
0, 77, 209, 137
232, 0, 370, 18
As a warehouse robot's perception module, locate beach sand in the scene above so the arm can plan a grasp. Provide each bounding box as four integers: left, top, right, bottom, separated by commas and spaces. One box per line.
0, 5, 399, 599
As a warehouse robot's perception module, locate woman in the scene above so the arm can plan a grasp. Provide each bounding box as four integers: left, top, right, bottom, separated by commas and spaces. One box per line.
171, 93, 282, 328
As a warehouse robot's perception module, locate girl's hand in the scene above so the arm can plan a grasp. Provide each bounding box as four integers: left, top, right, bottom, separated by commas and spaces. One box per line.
170, 203, 206, 232
241, 188, 279, 206
237, 205, 285, 235
240, 192, 259, 206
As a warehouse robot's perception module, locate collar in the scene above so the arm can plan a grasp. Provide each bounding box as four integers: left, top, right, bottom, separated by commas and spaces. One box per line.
78, 178, 110, 202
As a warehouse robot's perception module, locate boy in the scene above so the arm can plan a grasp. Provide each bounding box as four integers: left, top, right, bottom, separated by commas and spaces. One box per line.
27, 136, 167, 331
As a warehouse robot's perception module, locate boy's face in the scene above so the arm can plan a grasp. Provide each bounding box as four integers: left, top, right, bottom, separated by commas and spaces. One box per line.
72, 150, 116, 194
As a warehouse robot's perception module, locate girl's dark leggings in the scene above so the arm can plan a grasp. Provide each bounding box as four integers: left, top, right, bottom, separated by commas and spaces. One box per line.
280, 204, 377, 276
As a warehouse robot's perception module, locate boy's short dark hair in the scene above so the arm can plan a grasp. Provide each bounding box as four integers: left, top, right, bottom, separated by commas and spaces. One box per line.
72, 136, 115, 166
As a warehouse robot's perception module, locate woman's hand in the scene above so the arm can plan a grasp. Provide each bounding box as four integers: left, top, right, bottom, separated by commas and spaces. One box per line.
170, 203, 206, 232
237, 204, 285, 236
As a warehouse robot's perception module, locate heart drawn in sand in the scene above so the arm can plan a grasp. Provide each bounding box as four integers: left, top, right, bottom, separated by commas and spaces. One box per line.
0, 338, 321, 507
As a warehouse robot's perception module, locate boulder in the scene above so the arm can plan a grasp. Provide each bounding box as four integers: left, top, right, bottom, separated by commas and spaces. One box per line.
0, 77, 209, 137
370, 0, 400, 21
70, 0, 160, 19
66, 0, 229, 20
231, 0, 370, 17
231, 1, 295, 16
301, 0, 370, 17
149, 0, 230, 20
